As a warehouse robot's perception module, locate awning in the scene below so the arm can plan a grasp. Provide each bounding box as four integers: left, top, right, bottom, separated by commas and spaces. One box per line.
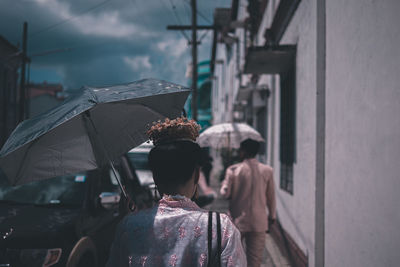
244, 45, 296, 74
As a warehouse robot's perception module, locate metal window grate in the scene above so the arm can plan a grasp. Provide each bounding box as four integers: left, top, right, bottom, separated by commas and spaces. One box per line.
280, 163, 293, 194
279, 64, 296, 195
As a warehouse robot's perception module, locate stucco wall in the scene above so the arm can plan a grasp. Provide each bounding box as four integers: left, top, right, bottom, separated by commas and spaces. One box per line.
257, 0, 318, 265
277, 0, 317, 265
212, 2, 247, 125
325, 1, 400, 266
212, 44, 226, 124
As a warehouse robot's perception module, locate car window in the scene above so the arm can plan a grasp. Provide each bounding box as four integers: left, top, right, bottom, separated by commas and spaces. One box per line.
0, 172, 87, 206
127, 152, 150, 170
109, 168, 122, 191
99, 168, 121, 194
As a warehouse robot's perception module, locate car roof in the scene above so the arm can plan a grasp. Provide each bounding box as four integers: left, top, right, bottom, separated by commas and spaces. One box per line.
129, 141, 154, 153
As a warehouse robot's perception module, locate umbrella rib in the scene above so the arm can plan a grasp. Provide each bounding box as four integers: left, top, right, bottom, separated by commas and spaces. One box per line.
83, 111, 129, 199
82, 104, 167, 199
13, 139, 38, 186
137, 103, 166, 118
85, 86, 99, 103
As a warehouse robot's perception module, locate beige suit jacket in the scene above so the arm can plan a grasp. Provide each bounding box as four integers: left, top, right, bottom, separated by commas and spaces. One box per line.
220, 158, 276, 232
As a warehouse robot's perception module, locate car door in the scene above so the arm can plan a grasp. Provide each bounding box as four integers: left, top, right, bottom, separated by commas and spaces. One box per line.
83, 165, 125, 266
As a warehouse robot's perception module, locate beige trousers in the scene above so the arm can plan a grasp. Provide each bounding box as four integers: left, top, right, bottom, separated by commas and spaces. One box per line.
241, 232, 266, 267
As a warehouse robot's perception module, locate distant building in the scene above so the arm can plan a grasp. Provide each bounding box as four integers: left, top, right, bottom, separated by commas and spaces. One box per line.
0, 35, 21, 147
27, 82, 66, 118
211, 0, 400, 267
185, 60, 213, 130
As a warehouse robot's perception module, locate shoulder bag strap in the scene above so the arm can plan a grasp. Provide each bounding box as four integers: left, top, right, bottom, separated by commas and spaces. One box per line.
208, 211, 213, 267
208, 211, 222, 267
216, 212, 222, 267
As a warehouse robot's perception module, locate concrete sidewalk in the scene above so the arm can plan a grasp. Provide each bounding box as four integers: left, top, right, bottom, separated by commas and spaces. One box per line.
262, 234, 291, 267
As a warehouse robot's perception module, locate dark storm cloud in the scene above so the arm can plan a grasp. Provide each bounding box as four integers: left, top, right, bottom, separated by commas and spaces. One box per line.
0, 0, 230, 90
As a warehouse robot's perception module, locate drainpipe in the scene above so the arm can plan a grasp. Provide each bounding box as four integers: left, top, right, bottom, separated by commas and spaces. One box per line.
315, 0, 326, 265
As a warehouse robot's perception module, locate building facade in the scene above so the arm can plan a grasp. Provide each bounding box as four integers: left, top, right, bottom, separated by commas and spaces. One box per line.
210, 0, 400, 266
27, 82, 65, 118
185, 60, 213, 130
0, 36, 21, 148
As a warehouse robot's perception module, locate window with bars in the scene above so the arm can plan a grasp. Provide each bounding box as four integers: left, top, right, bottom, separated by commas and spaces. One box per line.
280, 163, 293, 193
279, 65, 296, 194
256, 106, 267, 156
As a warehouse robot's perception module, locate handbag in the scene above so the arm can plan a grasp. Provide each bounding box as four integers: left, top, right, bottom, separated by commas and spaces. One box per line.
207, 211, 222, 267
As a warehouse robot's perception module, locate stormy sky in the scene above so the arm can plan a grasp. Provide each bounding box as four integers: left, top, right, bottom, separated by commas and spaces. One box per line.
0, 0, 230, 91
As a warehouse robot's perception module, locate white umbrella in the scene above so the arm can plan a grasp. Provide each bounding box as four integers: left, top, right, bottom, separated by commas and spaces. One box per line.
198, 122, 264, 149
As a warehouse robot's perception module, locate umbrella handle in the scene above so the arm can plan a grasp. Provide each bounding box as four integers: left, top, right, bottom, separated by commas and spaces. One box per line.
109, 160, 128, 199
110, 161, 136, 212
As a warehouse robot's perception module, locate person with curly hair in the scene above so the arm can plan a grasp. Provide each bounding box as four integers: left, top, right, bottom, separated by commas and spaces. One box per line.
107, 117, 246, 267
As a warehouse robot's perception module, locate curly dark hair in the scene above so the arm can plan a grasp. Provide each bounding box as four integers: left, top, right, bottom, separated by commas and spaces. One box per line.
146, 117, 202, 195
147, 117, 201, 146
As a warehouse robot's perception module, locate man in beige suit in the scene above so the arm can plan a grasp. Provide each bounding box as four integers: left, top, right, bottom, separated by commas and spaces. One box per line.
220, 138, 276, 267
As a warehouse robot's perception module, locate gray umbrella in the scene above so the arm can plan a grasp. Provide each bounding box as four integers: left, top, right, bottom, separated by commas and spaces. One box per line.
0, 78, 190, 198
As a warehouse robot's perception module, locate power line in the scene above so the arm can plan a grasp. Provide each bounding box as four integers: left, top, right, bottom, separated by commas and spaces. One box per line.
165, 0, 190, 41
29, 0, 112, 38
183, 0, 212, 24
198, 30, 209, 43
160, 0, 177, 21
28, 40, 115, 57
181, 0, 192, 24
29, 47, 73, 58
167, 0, 184, 25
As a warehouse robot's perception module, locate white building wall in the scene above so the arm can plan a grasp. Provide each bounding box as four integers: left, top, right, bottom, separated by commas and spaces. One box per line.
212, 2, 248, 124
227, 51, 236, 122
212, 45, 224, 124
271, 0, 318, 265
257, 0, 279, 162
325, 1, 400, 266
212, 1, 400, 266
225, 0, 319, 264
213, 43, 231, 124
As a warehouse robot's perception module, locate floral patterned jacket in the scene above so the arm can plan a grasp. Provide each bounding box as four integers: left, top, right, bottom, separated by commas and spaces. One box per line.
106, 195, 246, 267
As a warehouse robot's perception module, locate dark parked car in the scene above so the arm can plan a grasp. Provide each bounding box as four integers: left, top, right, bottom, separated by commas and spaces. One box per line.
0, 154, 153, 267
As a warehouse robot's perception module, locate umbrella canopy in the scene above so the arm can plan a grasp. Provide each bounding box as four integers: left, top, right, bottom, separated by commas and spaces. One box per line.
198, 122, 264, 149
0, 79, 190, 186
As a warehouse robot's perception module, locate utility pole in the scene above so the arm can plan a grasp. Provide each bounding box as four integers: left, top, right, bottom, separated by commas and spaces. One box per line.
190, 0, 198, 121
18, 22, 28, 123
167, 2, 215, 121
